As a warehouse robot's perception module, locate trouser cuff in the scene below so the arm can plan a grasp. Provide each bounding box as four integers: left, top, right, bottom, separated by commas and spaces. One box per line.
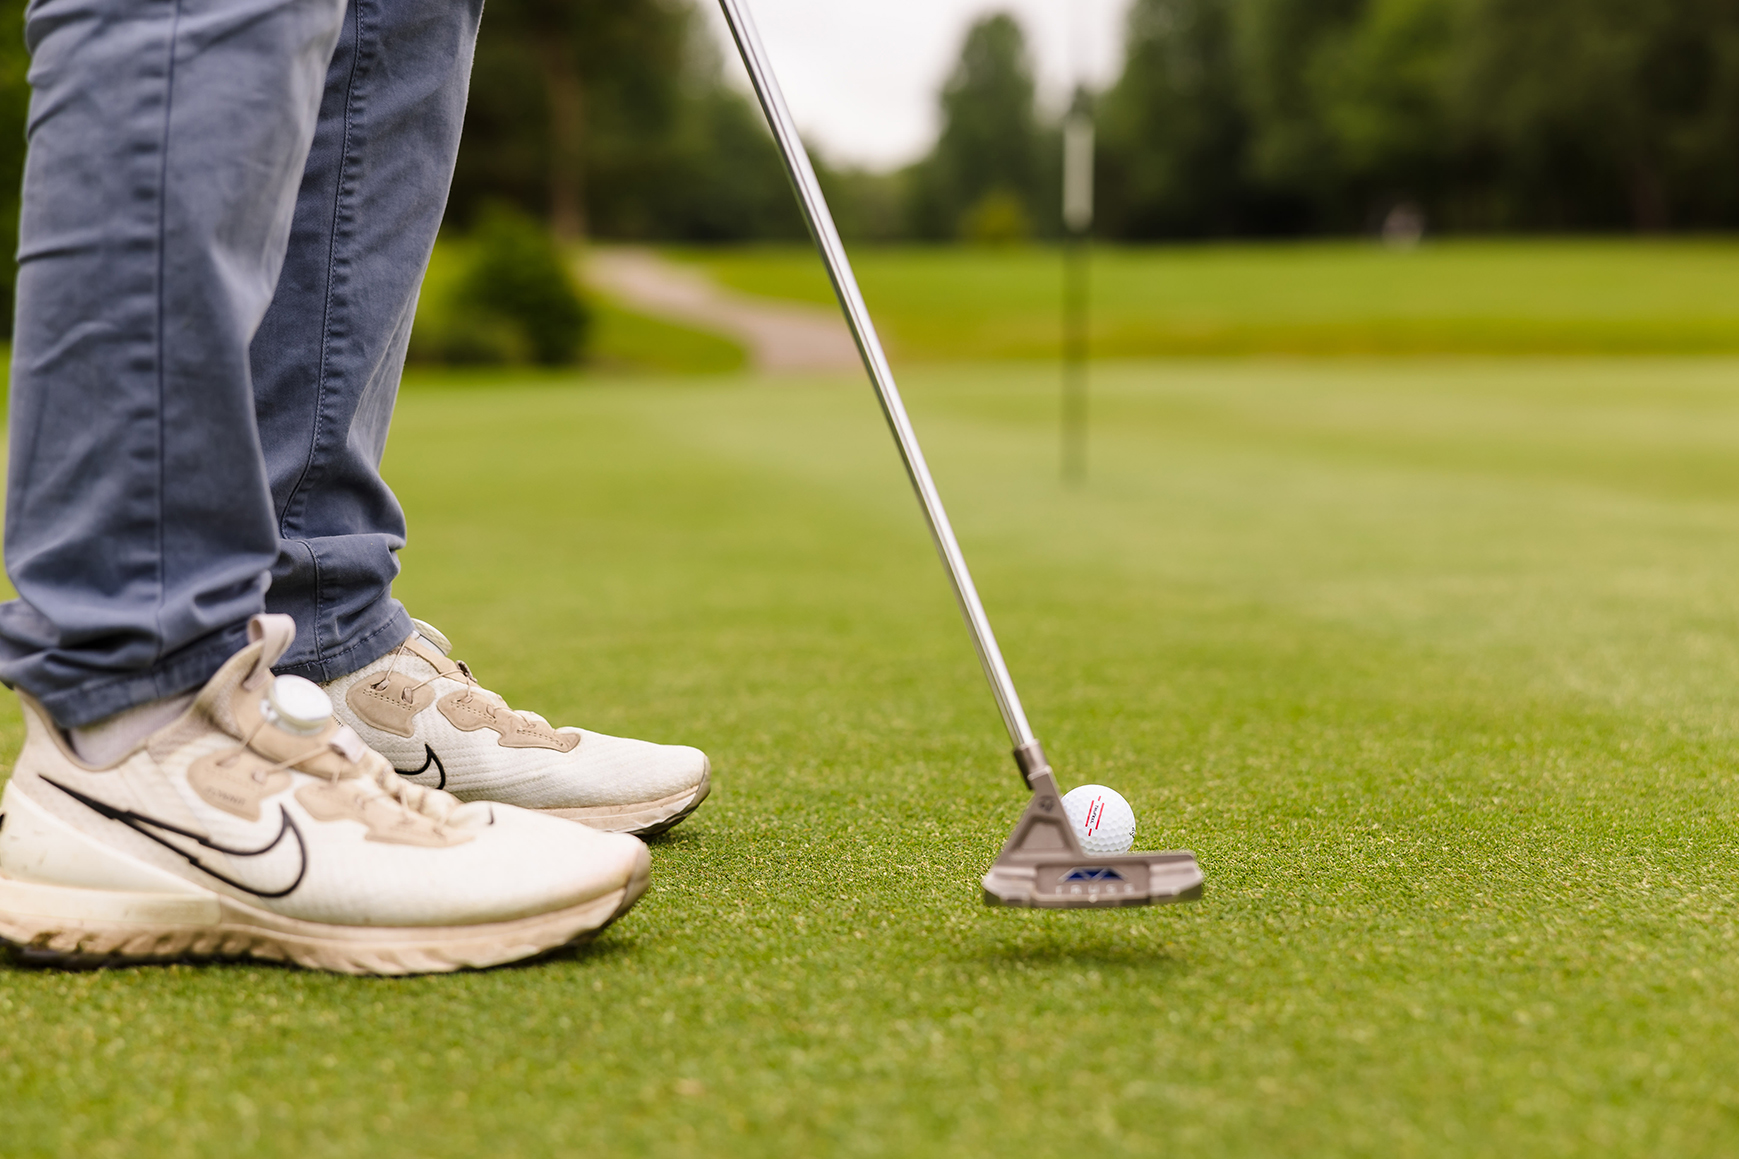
33, 620, 254, 729
270, 601, 413, 685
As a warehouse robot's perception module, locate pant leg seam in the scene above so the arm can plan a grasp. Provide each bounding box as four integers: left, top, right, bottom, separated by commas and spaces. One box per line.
35, 621, 251, 729
278, 0, 366, 539
150, 0, 187, 666
308, 537, 325, 665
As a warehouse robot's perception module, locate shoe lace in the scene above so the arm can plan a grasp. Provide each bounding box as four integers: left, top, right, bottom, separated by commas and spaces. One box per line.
225, 716, 461, 824
369, 642, 546, 732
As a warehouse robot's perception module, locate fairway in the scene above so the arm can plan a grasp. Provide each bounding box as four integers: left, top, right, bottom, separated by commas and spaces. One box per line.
7, 356, 1739, 1155
669, 240, 1739, 359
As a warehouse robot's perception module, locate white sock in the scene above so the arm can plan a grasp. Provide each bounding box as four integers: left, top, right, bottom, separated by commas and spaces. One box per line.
70, 692, 197, 766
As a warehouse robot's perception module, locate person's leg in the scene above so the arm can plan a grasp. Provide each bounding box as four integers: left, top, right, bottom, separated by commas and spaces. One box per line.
0, 0, 348, 727
248, 0, 714, 836
250, 0, 482, 681
0, 0, 660, 976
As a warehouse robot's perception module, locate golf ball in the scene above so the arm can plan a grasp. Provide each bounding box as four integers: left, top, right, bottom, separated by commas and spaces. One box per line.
1061, 784, 1137, 854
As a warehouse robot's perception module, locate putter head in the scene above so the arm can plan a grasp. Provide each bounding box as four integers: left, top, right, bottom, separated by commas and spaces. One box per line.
982, 766, 1204, 909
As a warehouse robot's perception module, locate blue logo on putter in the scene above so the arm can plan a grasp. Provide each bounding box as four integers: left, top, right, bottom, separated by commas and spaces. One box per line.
1061, 866, 1127, 883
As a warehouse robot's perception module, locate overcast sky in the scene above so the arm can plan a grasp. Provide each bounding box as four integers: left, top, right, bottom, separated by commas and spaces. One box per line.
700, 0, 1130, 170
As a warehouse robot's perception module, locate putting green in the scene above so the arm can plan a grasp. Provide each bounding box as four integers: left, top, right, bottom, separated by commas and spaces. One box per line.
5, 357, 1739, 1156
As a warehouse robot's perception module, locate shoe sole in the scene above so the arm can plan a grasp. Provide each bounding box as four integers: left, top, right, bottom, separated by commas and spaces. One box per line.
0, 843, 651, 976
538, 764, 712, 837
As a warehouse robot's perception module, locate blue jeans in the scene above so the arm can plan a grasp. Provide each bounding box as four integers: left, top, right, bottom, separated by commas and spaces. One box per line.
0, 0, 482, 727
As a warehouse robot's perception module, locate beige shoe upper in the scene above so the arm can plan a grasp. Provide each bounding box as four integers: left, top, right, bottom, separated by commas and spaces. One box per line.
324, 620, 710, 832
0, 615, 648, 930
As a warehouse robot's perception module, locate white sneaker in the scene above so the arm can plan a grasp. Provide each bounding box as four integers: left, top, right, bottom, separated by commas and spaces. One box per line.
0, 615, 651, 975
324, 620, 711, 836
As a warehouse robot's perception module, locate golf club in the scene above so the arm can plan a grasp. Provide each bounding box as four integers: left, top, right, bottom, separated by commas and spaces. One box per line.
716, 0, 1204, 910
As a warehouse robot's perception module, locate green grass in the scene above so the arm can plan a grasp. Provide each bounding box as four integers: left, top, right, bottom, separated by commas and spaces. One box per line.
9, 356, 1739, 1155
671, 239, 1739, 359
587, 298, 746, 375
411, 240, 747, 374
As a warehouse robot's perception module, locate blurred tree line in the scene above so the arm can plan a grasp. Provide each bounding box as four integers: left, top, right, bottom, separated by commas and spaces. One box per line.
903, 14, 1061, 243
450, 0, 806, 241
453, 0, 1739, 243
0, 0, 1733, 343
453, 1, 1060, 245
1095, 0, 1739, 237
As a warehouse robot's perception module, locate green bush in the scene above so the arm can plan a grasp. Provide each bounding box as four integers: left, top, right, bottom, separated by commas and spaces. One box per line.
959, 189, 1033, 245
411, 207, 590, 366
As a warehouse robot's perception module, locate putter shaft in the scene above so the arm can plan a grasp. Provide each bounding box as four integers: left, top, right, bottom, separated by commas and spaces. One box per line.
717, 0, 1040, 777
718, 0, 1205, 909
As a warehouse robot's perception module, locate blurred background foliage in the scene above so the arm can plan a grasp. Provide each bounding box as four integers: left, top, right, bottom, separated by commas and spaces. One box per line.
449, 0, 806, 243
905, 13, 1058, 243
0, 0, 1734, 355
408, 205, 591, 366
440, 0, 1739, 245
1096, 0, 1739, 238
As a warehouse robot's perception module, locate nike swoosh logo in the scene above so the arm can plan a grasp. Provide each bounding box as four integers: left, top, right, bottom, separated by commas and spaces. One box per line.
393, 744, 446, 790
43, 776, 308, 899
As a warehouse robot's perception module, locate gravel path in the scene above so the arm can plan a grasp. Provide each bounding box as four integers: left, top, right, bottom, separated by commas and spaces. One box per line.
588, 248, 860, 373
